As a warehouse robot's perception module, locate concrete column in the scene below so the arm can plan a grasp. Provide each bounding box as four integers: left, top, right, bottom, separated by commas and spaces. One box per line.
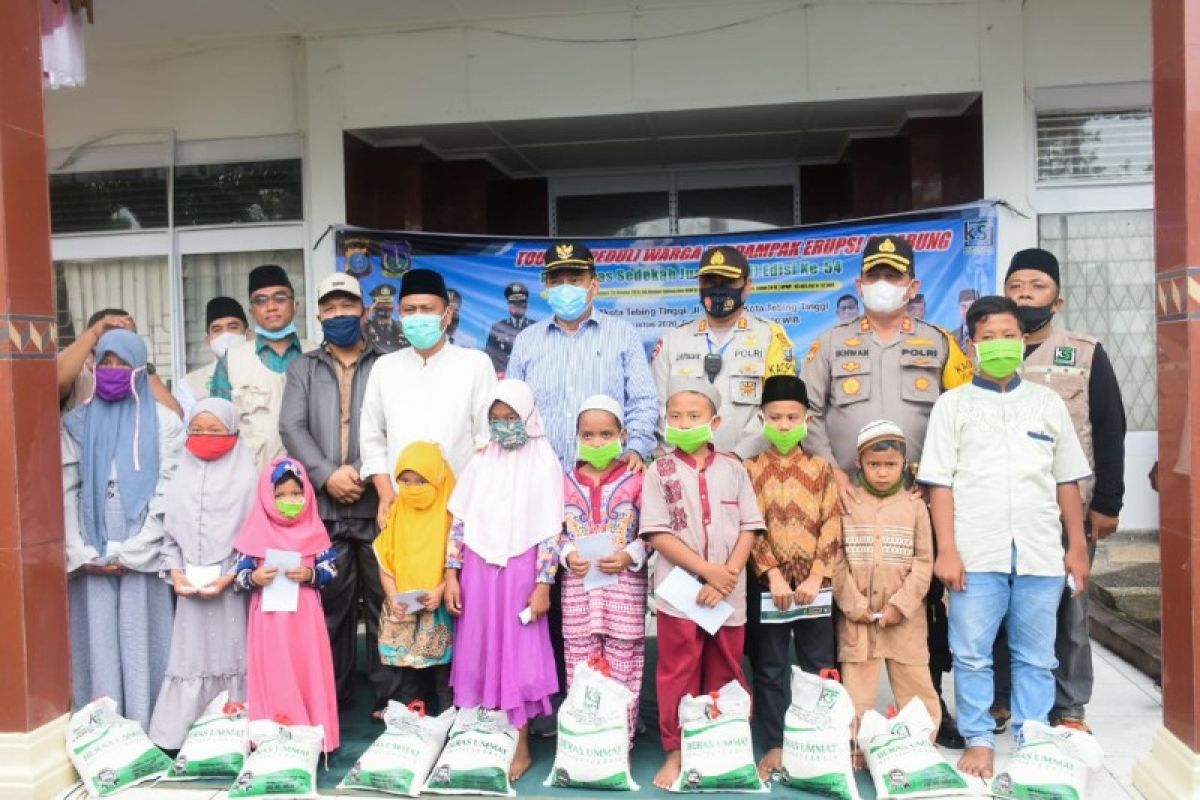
302, 38, 349, 302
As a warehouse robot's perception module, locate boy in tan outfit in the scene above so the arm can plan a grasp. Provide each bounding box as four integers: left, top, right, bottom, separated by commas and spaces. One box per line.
833, 419, 940, 743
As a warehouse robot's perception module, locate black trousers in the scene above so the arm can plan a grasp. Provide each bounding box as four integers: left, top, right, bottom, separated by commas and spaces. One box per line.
321, 517, 394, 709
391, 664, 454, 715
745, 584, 837, 749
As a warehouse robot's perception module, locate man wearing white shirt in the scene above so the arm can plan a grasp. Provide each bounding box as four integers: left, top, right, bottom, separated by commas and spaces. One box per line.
917, 295, 1091, 781
173, 296, 250, 416
359, 268, 496, 529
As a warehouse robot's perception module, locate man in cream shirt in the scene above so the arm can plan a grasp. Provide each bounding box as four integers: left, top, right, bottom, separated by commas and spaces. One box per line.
359, 268, 496, 527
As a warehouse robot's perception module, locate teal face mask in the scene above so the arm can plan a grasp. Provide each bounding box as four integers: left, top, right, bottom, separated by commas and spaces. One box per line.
401, 312, 446, 350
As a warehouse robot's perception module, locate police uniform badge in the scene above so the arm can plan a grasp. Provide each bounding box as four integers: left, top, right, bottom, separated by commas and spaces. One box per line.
915, 376, 931, 391
1054, 346, 1077, 367
735, 377, 763, 404
805, 341, 820, 362
842, 377, 861, 396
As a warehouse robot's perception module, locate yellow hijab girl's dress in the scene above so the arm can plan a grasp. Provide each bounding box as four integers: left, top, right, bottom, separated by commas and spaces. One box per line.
375, 441, 456, 669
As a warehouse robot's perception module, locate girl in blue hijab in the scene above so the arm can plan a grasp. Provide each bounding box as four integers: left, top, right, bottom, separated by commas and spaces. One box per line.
62, 328, 186, 729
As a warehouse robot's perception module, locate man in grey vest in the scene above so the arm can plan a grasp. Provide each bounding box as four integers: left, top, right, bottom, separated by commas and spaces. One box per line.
992, 248, 1126, 733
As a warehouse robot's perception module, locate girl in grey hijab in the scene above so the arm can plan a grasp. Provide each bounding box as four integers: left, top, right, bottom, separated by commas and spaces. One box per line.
148, 398, 257, 749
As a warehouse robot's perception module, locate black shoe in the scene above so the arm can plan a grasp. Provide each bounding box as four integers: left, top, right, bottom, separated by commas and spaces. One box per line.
990, 706, 1011, 735
936, 716, 966, 750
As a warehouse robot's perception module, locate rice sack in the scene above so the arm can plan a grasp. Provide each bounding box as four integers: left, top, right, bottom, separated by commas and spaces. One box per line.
778, 667, 861, 800
858, 699, 970, 799
166, 691, 249, 780
992, 721, 1104, 800
66, 697, 173, 798
423, 706, 518, 797
338, 701, 455, 796
672, 680, 766, 793
228, 720, 323, 799
545, 658, 638, 791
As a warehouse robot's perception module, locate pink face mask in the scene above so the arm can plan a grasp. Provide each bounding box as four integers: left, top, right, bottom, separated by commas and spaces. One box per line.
94, 366, 134, 402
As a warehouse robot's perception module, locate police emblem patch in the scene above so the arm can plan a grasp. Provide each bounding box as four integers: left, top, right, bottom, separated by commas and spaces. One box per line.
843, 377, 861, 396
915, 376, 931, 391
1054, 346, 1077, 367
844, 337, 862, 347
805, 341, 820, 362
842, 361, 860, 372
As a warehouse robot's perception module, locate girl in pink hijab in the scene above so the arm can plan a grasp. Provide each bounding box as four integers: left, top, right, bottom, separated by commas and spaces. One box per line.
444, 379, 565, 782
233, 457, 340, 752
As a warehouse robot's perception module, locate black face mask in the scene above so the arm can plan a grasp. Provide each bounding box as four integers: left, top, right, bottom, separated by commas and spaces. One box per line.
700, 286, 745, 319
1017, 303, 1055, 333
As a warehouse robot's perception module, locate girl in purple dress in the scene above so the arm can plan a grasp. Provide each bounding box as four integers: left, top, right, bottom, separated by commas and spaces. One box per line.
443, 379, 564, 782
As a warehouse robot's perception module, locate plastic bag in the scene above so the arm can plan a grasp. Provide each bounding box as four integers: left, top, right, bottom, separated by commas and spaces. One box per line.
165, 691, 249, 780
858, 699, 970, 798
228, 720, 323, 799
423, 707, 518, 796
545, 657, 639, 791
338, 701, 456, 796
992, 721, 1104, 800
778, 667, 862, 800
672, 680, 766, 793
66, 697, 173, 798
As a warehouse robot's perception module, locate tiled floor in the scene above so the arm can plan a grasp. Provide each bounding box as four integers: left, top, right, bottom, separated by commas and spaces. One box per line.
53, 640, 1161, 799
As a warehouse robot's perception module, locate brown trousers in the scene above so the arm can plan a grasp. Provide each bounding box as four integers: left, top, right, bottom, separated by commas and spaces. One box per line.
841, 658, 942, 740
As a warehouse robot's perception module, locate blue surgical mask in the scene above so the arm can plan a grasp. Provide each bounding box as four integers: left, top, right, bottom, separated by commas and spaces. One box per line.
401, 312, 446, 350
546, 284, 590, 322
321, 314, 362, 347
490, 419, 529, 450
255, 322, 298, 341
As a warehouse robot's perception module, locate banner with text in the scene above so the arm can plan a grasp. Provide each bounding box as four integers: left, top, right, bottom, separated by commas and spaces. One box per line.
334, 202, 998, 372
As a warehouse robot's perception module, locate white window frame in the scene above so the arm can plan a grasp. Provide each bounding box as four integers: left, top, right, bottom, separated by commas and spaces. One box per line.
548, 164, 800, 235
48, 134, 310, 382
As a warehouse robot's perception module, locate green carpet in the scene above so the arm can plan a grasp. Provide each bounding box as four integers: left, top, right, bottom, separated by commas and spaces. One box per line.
157, 633, 882, 798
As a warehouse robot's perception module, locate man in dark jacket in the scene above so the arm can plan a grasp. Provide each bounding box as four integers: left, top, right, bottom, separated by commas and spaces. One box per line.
280, 272, 393, 717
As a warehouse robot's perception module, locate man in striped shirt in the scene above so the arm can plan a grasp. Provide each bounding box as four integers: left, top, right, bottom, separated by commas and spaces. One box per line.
507, 241, 659, 472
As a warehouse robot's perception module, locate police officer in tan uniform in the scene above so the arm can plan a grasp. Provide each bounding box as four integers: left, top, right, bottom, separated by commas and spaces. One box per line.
803, 234, 973, 748
652, 245, 797, 459
991, 248, 1126, 734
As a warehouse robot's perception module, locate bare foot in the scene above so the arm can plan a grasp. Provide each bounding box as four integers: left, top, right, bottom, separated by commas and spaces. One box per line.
851, 747, 865, 771
756, 747, 782, 781
957, 745, 994, 778
509, 725, 533, 782
653, 750, 682, 790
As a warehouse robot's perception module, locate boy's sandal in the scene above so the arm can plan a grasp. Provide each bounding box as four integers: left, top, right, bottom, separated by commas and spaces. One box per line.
990, 706, 1011, 734
1052, 716, 1092, 733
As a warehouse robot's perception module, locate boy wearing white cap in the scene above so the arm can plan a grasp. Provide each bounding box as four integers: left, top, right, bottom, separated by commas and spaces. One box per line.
833, 419, 940, 752
639, 377, 767, 789
560, 394, 648, 747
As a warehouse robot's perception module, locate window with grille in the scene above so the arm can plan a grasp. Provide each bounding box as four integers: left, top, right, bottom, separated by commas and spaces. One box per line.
1039, 210, 1156, 431
1036, 109, 1153, 184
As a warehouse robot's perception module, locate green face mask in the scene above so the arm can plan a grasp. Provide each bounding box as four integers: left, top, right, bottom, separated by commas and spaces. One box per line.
578, 439, 622, 470
275, 498, 304, 519
975, 338, 1024, 379
665, 423, 713, 454
763, 423, 807, 455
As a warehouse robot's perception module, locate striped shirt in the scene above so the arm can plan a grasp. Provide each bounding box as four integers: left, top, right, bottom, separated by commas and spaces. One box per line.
507, 310, 659, 469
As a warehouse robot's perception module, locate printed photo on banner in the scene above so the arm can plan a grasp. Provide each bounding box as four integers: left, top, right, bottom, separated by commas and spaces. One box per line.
334, 203, 998, 372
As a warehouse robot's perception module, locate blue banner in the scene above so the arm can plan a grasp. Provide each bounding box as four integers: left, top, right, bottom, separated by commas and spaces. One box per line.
335, 202, 997, 372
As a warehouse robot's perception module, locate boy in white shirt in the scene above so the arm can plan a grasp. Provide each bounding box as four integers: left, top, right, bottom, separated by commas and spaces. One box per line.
917, 295, 1091, 780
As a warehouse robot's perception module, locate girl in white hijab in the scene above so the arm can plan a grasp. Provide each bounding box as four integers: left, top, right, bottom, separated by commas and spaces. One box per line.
148, 398, 258, 749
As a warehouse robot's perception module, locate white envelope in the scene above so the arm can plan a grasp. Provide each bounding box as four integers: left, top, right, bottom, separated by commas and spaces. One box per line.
656, 566, 733, 635
262, 549, 301, 613
575, 533, 619, 592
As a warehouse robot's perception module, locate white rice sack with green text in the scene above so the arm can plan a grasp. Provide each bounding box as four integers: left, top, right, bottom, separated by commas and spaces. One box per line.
778, 667, 862, 800
545, 659, 638, 791
66, 697, 173, 798
672, 680, 766, 793
423, 706, 518, 797
165, 691, 249, 780
858, 699, 972, 798
991, 721, 1104, 800
228, 720, 323, 799
338, 701, 455, 796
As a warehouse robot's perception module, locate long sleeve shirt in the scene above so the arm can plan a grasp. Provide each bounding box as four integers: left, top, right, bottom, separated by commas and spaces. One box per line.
506, 310, 659, 470
358, 343, 497, 482
234, 549, 338, 591
743, 447, 841, 584
445, 519, 560, 584
1085, 345, 1126, 517
832, 490, 933, 664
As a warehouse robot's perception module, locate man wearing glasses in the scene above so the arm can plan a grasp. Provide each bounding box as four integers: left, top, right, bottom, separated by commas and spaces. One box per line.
652, 245, 797, 459
215, 264, 317, 466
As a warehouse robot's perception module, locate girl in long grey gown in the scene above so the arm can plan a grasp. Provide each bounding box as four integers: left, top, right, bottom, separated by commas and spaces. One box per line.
147, 398, 256, 748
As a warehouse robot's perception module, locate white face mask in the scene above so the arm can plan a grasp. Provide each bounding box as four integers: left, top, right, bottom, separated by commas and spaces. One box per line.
209, 331, 244, 358
861, 281, 911, 314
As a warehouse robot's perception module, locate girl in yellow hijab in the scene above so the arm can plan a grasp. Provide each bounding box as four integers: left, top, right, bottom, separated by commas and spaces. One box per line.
374, 441, 456, 713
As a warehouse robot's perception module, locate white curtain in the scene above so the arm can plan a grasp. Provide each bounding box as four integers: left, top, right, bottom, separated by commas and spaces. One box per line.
57, 256, 175, 381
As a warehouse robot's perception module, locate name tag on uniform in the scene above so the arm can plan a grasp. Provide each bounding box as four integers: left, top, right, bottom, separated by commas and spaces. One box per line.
731, 375, 763, 404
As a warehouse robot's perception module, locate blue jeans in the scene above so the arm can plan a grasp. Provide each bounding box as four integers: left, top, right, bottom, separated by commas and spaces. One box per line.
948, 557, 1063, 748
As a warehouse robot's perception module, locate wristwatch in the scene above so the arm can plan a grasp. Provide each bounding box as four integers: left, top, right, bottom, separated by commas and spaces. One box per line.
145, 362, 157, 375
